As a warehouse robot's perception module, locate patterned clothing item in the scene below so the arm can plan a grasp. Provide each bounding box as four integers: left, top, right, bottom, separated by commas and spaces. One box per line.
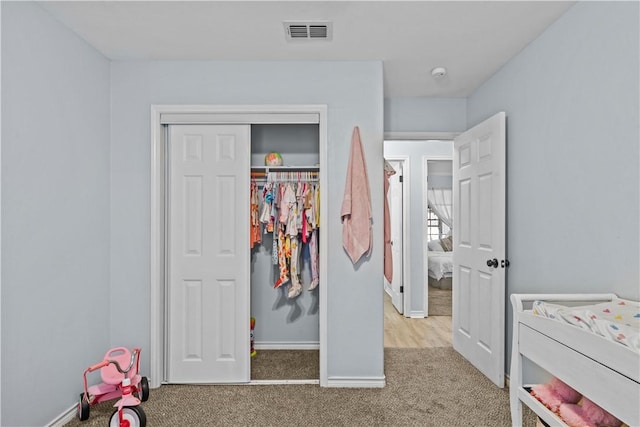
250, 180, 261, 248
255, 173, 320, 298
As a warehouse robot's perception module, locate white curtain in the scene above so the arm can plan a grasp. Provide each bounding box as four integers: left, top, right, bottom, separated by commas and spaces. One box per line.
427, 188, 453, 230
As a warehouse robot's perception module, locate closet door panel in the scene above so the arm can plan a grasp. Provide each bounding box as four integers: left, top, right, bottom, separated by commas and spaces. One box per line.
182, 279, 203, 361
215, 176, 237, 255
183, 176, 203, 256
168, 124, 250, 383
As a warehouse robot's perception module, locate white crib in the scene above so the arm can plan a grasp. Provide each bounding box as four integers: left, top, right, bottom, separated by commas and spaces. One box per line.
509, 293, 640, 427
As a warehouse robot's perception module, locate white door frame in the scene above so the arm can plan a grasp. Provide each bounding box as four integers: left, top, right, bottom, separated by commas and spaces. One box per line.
150, 104, 328, 388
383, 133, 458, 319
383, 156, 409, 315
422, 155, 453, 317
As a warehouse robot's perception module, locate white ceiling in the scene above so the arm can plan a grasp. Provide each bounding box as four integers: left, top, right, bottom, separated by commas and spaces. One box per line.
38, 1, 575, 98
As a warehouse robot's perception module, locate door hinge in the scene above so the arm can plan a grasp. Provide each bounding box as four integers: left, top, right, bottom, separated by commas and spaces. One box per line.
400, 286, 404, 293
399, 175, 403, 183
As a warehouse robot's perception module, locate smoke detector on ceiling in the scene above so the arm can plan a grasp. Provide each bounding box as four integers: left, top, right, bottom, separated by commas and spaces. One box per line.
284, 21, 333, 41
431, 67, 448, 78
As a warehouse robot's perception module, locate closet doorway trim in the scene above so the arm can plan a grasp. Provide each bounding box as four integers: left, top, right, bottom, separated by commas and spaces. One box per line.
150, 104, 328, 388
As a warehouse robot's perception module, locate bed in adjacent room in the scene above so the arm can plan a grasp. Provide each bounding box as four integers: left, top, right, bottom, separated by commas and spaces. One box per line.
427, 237, 453, 290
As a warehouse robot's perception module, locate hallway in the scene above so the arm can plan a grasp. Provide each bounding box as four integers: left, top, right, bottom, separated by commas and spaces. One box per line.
383, 293, 452, 348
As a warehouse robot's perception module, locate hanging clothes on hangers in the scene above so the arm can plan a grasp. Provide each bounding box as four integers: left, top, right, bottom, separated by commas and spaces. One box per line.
250, 180, 261, 249
252, 169, 320, 298
260, 178, 275, 234
308, 228, 319, 290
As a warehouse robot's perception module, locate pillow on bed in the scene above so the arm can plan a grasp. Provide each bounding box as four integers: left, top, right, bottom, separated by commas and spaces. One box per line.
427, 240, 444, 252
440, 236, 453, 251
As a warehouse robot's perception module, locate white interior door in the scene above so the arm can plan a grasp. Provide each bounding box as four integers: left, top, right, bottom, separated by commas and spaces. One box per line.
386, 159, 404, 314
167, 124, 250, 383
452, 112, 506, 387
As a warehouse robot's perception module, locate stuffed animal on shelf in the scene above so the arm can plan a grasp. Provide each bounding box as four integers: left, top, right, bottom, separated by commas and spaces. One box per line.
559, 397, 623, 427
531, 377, 582, 413
265, 152, 283, 166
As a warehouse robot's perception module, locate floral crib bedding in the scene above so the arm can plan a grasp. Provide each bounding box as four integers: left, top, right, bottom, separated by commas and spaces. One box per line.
532, 298, 640, 353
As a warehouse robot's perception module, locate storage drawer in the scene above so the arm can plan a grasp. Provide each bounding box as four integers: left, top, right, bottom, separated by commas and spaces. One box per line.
519, 323, 640, 426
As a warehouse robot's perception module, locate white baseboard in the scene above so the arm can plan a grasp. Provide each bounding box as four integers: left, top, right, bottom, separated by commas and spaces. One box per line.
46, 403, 77, 427
255, 341, 319, 350
407, 310, 426, 318
326, 376, 386, 388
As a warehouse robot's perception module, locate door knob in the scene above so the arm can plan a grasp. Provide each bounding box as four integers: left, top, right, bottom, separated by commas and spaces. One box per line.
486, 258, 498, 268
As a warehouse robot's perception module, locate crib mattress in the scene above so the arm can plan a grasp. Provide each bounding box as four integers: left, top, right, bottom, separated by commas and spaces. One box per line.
531, 299, 640, 354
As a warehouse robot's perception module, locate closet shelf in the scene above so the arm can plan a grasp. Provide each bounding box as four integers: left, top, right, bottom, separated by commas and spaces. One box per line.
251, 165, 319, 172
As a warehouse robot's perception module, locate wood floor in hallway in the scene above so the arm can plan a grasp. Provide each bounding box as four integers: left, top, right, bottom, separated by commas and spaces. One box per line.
384, 292, 452, 348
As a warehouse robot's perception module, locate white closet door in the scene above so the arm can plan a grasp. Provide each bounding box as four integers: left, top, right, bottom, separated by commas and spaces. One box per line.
167, 124, 250, 383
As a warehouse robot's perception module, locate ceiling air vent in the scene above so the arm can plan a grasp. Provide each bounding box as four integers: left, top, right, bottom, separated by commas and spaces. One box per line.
284, 21, 332, 41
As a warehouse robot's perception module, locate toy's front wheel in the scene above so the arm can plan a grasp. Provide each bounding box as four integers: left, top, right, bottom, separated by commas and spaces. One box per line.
109, 406, 146, 427
77, 393, 90, 421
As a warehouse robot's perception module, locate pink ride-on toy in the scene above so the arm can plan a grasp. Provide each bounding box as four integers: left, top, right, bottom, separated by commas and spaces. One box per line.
77, 347, 149, 427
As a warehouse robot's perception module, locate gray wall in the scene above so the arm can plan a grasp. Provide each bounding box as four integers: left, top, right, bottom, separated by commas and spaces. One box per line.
110, 61, 385, 381
467, 1, 640, 366
250, 124, 320, 344
427, 160, 453, 189
1, 2, 111, 425
383, 140, 453, 316
427, 176, 452, 189
384, 97, 466, 132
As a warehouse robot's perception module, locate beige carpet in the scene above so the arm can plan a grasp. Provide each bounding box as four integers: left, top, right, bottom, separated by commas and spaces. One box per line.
428, 285, 452, 316
251, 350, 319, 380
65, 348, 536, 426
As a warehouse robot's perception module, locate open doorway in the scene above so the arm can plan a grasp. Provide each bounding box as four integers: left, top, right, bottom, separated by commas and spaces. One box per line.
424, 159, 453, 317
383, 138, 453, 350
383, 114, 506, 386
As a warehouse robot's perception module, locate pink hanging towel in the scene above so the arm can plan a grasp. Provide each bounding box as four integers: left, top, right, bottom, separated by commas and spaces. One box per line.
341, 126, 372, 264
